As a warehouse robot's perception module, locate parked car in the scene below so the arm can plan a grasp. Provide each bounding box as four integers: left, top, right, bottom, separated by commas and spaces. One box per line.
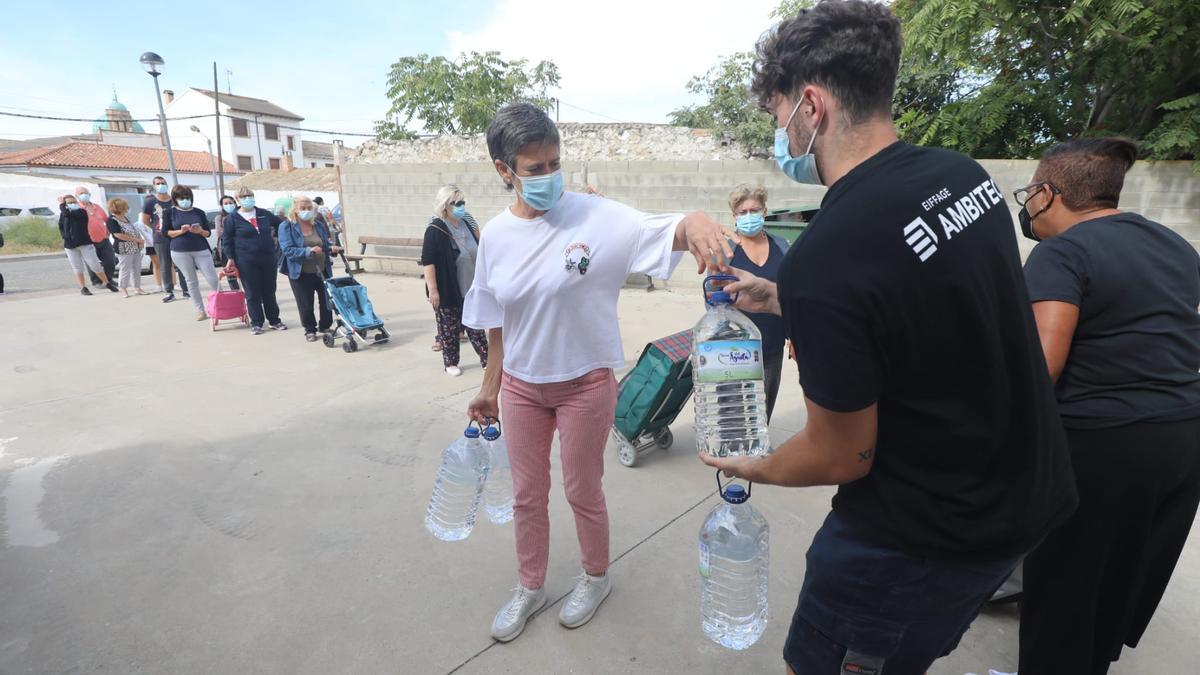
0, 206, 56, 227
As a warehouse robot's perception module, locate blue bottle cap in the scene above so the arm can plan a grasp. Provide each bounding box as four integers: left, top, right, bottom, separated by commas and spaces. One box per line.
482, 426, 501, 441
722, 484, 748, 504
709, 291, 732, 304
464, 426, 481, 438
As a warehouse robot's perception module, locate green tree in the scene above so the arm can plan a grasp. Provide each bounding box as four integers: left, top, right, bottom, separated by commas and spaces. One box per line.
894, 0, 1200, 164
376, 51, 560, 139
668, 53, 776, 157
666, 1, 813, 155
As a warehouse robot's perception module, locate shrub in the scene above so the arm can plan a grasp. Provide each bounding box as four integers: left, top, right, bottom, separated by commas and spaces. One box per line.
3, 216, 61, 248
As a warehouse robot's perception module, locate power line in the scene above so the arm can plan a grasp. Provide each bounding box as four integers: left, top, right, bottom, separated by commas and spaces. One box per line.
0, 110, 378, 138
556, 100, 625, 123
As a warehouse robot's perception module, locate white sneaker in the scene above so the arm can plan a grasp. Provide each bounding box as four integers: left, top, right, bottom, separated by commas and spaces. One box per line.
445, 366, 463, 377
558, 572, 612, 628
490, 586, 546, 642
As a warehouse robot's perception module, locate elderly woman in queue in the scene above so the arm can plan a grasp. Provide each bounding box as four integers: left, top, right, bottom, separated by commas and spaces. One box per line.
279, 196, 341, 342
463, 103, 731, 642
165, 185, 219, 321
58, 194, 116, 295
222, 188, 287, 335
1016, 138, 1200, 674
422, 185, 488, 377
727, 184, 790, 420
106, 197, 148, 297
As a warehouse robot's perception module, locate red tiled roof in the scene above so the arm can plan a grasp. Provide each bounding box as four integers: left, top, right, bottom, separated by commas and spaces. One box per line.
0, 142, 239, 174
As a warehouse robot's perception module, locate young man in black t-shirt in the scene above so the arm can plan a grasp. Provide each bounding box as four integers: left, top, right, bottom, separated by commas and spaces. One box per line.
701, 3, 1077, 673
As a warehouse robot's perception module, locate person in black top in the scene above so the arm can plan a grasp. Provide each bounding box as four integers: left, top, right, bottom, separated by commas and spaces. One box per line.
58, 194, 116, 295
141, 175, 188, 301
726, 184, 789, 420
165, 185, 219, 321
700, 3, 1077, 673
222, 188, 287, 335
1015, 138, 1200, 675
420, 185, 488, 376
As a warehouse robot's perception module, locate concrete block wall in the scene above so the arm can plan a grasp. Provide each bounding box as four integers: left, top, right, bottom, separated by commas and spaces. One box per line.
340, 158, 1200, 287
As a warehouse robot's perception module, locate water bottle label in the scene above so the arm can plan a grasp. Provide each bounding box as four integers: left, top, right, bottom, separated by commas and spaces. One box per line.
695, 340, 764, 383
699, 542, 711, 578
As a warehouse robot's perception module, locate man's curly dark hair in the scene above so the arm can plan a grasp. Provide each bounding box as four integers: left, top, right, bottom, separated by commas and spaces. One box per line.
751, 0, 902, 124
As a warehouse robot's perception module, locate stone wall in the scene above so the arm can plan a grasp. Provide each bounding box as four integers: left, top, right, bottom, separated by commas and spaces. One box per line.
339, 153, 1200, 287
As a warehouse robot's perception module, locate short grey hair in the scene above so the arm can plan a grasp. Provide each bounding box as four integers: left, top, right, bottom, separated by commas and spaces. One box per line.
433, 185, 464, 219
486, 102, 560, 191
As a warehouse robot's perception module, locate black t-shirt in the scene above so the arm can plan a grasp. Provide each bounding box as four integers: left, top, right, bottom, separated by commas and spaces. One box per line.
1024, 212, 1200, 429
143, 195, 173, 240
166, 207, 210, 252
778, 142, 1077, 561
731, 235, 787, 355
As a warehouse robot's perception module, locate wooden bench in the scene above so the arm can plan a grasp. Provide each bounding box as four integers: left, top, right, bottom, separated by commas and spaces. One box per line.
345, 236, 424, 273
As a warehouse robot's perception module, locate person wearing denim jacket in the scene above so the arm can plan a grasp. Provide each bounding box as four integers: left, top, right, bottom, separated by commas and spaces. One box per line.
278, 196, 341, 341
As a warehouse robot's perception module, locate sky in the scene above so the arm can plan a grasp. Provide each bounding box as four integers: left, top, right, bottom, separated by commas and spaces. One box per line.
0, 0, 782, 148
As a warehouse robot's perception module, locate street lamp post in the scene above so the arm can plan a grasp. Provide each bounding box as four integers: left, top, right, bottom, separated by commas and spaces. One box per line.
190, 125, 221, 194
139, 52, 178, 187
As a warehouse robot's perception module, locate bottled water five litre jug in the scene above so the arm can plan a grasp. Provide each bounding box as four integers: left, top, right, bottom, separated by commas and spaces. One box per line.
692, 275, 770, 457
699, 473, 769, 650
482, 421, 514, 524
425, 422, 490, 541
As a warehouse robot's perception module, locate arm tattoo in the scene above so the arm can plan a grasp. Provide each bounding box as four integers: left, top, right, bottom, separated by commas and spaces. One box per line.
857, 448, 875, 462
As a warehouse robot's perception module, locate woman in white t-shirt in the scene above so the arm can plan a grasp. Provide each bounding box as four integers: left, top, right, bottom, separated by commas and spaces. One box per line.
463, 103, 732, 643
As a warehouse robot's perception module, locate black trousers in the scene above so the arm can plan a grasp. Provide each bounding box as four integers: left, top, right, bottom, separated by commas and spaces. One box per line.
763, 350, 784, 422
87, 238, 118, 284
154, 237, 188, 293
288, 271, 331, 333
237, 258, 280, 328
1020, 417, 1200, 675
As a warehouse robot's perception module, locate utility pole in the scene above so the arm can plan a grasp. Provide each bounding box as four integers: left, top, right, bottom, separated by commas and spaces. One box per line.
213, 62, 225, 195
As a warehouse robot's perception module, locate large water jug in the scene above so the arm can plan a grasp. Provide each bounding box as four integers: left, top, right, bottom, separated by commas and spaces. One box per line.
425, 423, 489, 541
693, 275, 770, 457
482, 421, 514, 524
699, 473, 769, 650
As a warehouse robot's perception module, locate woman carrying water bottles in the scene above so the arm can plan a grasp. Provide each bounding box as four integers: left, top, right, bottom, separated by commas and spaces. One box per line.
463, 102, 733, 643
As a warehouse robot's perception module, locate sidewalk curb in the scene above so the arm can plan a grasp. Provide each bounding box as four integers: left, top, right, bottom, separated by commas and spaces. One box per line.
0, 252, 60, 263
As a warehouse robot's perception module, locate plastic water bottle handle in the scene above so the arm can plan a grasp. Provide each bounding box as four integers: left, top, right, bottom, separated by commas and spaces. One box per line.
703, 274, 740, 305
715, 468, 753, 498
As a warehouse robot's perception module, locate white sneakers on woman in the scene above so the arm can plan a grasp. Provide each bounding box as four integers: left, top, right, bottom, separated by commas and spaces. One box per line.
445, 365, 463, 377
491, 586, 546, 642
489, 573, 612, 642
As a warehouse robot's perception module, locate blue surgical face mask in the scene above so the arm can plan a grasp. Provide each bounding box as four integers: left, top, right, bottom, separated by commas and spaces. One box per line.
222, 204, 236, 214
735, 213, 765, 236
177, 199, 192, 209
298, 209, 314, 221
78, 193, 91, 203
774, 99, 822, 185
451, 205, 466, 219
66, 203, 81, 211
155, 183, 169, 194
514, 169, 563, 212
239, 197, 255, 209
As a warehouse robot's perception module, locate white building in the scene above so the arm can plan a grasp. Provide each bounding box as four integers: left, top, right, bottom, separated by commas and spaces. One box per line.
302, 140, 336, 168
164, 88, 305, 174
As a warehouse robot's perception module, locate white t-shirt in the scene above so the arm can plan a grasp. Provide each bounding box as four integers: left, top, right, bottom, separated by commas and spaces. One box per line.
463, 191, 684, 384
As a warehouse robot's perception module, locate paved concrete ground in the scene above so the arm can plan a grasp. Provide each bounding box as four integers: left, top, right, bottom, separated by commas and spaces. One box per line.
0, 275, 1196, 674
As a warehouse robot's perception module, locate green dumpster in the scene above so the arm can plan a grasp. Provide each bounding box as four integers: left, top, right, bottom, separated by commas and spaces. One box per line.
764, 205, 819, 244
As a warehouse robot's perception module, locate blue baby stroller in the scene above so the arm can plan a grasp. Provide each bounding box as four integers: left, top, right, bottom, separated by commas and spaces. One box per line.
323, 253, 389, 353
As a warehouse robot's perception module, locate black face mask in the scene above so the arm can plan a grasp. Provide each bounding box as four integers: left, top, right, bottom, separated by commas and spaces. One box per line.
1019, 192, 1055, 242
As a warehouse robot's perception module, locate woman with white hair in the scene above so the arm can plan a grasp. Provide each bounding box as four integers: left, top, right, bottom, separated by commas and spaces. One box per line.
421, 185, 488, 376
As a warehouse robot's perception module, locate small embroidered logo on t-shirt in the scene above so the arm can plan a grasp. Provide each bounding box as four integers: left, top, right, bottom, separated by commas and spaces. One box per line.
564, 243, 592, 275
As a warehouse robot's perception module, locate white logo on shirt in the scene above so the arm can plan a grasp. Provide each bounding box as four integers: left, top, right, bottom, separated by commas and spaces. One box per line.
904, 217, 939, 262
564, 242, 592, 275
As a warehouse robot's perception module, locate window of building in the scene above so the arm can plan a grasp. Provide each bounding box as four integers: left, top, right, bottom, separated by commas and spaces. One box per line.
237, 155, 253, 171
264, 123, 279, 141
269, 158, 281, 170
286, 135, 295, 151
232, 118, 248, 137
325, 163, 335, 168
